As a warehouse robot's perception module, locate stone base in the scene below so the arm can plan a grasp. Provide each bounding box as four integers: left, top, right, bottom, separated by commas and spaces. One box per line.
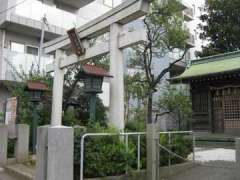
0, 124, 8, 166
0, 124, 29, 166
236, 138, 240, 167
35, 126, 74, 180
16, 124, 29, 163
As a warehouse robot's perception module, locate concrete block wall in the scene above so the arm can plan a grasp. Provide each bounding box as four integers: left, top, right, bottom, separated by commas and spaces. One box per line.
0, 124, 8, 166
0, 124, 29, 166
35, 126, 74, 180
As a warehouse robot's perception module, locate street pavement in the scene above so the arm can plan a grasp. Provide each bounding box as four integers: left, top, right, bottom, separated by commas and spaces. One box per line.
0, 171, 17, 180
168, 162, 239, 180
167, 148, 238, 180
0, 148, 238, 180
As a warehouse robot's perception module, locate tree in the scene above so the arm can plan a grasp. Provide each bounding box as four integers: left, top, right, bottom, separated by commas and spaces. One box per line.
197, 0, 240, 57
5, 56, 108, 127
124, 73, 147, 122
157, 86, 192, 130
128, 0, 189, 179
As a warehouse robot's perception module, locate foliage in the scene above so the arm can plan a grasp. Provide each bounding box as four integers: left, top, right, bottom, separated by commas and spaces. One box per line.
5, 55, 108, 127
63, 56, 109, 125
124, 2, 190, 175
159, 133, 192, 166
4, 68, 52, 126
124, 72, 147, 121
157, 86, 192, 129
197, 0, 240, 57
74, 123, 135, 178
73, 122, 193, 178
63, 92, 107, 126
125, 108, 146, 132
126, 0, 189, 125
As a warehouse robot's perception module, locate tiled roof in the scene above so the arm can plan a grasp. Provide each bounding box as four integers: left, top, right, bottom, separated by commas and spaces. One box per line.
172, 51, 240, 81
82, 64, 112, 77
26, 81, 48, 91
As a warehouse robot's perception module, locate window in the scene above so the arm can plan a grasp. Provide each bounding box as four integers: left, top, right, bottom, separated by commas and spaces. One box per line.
10, 42, 25, 53
26, 46, 39, 56
103, 0, 113, 7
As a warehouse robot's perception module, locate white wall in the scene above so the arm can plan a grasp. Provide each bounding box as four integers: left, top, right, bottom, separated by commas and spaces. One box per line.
77, 0, 124, 27
185, 0, 207, 59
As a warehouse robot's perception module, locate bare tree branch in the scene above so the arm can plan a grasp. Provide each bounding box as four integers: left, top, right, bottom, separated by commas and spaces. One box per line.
152, 48, 188, 88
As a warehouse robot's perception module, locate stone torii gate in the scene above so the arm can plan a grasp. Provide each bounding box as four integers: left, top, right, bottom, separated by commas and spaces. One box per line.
44, 0, 149, 130
35, 1, 149, 180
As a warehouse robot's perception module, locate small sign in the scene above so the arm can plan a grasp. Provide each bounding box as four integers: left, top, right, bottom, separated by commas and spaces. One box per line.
67, 28, 85, 56
5, 97, 17, 125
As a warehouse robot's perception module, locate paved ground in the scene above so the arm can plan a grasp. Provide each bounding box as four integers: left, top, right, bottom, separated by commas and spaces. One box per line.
195, 147, 235, 162
0, 168, 17, 180
168, 162, 239, 180
0, 147, 238, 180
167, 147, 238, 180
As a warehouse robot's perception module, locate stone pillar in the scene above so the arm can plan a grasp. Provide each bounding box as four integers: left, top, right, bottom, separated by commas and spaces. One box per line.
47, 127, 73, 180
35, 126, 48, 180
15, 124, 29, 163
51, 50, 65, 126
0, 124, 8, 166
236, 138, 240, 167
109, 23, 125, 130
36, 50, 74, 180
35, 126, 74, 180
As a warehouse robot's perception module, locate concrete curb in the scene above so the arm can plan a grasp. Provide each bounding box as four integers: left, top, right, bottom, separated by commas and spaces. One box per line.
4, 164, 34, 180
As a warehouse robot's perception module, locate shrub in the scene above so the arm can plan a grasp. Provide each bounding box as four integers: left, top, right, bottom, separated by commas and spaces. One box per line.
159, 133, 193, 166
74, 123, 193, 179
74, 124, 135, 179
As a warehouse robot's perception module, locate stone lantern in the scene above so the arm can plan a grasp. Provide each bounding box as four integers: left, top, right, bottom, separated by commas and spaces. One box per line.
80, 64, 112, 122
25, 81, 48, 153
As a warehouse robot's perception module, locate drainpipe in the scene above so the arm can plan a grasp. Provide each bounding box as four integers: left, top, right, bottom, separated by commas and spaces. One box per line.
0, 29, 6, 80
38, 14, 46, 73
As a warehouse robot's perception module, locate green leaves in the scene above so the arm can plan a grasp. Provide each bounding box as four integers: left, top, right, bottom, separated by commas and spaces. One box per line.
157, 86, 192, 129
198, 0, 240, 57
74, 124, 135, 178
74, 123, 193, 178
147, 0, 188, 51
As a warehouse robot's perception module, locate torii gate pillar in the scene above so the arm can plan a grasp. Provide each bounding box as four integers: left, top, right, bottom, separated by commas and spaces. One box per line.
109, 23, 125, 130
51, 50, 65, 126
35, 50, 74, 180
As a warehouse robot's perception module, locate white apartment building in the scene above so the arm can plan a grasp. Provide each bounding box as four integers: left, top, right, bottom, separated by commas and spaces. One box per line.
0, 0, 204, 120
0, 0, 118, 113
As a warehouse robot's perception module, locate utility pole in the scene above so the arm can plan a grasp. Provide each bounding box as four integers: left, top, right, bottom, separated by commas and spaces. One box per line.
38, 14, 48, 73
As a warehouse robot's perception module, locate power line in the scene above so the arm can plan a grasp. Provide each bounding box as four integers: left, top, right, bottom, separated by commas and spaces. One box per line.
0, 0, 28, 15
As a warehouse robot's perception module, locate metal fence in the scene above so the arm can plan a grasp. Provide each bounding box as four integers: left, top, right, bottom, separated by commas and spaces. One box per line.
79, 131, 195, 180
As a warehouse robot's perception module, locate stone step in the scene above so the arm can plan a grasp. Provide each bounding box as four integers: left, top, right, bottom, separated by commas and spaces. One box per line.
0, 172, 19, 180
196, 139, 235, 148
194, 133, 236, 148
4, 164, 34, 180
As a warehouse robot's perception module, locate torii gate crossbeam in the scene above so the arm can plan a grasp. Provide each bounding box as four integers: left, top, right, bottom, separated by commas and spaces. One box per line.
43, 0, 149, 54
45, 0, 149, 129
36, 1, 149, 180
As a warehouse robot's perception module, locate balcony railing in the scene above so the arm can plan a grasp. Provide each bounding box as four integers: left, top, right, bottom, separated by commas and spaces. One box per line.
55, 0, 94, 9
183, 7, 194, 21
186, 33, 195, 47
11, 0, 78, 30
183, 25, 195, 47
1, 49, 54, 81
